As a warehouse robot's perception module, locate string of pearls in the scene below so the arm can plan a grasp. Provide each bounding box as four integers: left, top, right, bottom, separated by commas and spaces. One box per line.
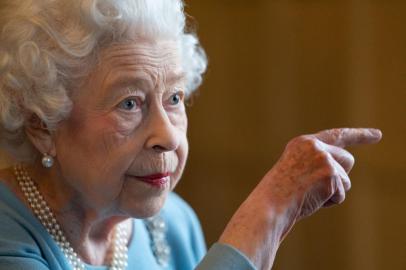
14, 164, 129, 270
144, 216, 171, 267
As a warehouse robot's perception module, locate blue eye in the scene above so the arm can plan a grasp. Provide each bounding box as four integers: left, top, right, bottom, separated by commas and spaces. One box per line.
169, 92, 183, 105
118, 98, 138, 111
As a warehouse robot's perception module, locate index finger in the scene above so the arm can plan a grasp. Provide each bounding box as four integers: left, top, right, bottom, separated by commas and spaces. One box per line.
315, 128, 382, 148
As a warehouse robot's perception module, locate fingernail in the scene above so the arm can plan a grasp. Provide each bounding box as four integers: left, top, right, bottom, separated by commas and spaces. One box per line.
369, 128, 382, 138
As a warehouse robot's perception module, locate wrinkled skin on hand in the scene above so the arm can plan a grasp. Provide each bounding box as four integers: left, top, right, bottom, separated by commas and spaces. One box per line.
265, 128, 381, 222
219, 128, 382, 270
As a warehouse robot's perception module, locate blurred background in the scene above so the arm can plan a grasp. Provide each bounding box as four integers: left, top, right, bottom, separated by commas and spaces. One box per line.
177, 0, 406, 269
0, 0, 405, 269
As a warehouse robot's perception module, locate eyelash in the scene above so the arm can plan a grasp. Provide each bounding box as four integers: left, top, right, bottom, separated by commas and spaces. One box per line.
116, 90, 184, 111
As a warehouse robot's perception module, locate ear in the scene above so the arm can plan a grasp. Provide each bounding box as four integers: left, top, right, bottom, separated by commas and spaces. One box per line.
24, 114, 56, 157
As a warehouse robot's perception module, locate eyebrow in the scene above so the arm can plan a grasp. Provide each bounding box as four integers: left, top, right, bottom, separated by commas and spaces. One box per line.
101, 76, 150, 107
106, 75, 152, 93
106, 71, 187, 92
101, 71, 187, 104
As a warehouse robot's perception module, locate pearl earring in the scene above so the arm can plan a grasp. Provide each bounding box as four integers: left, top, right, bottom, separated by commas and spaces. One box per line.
41, 154, 54, 168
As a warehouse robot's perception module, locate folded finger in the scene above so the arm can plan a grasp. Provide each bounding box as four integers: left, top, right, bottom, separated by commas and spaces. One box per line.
321, 142, 355, 173
323, 158, 351, 207
332, 158, 351, 191
324, 174, 346, 207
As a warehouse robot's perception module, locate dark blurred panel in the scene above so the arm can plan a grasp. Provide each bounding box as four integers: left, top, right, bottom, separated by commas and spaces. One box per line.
178, 1, 406, 269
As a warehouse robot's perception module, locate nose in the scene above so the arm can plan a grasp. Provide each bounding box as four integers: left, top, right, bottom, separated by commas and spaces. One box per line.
144, 106, 180, 153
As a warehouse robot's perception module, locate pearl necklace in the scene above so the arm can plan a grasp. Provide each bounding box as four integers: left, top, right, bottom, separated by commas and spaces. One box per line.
13, 165, 129, 270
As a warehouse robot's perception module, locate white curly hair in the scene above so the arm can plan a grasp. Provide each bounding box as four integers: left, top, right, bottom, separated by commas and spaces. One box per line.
0, 0, 207, 161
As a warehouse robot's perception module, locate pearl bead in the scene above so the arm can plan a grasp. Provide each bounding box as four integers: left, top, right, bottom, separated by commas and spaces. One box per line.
14, 165, 129, 270
41, 155, 54, 168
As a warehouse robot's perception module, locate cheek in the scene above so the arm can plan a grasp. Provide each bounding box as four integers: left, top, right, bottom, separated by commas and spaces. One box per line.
170, 110, 188, 160
95, 116, 140, 159
178, 136, 189, 169
53, 114, 148, 208
111, 112, 143, 137
169, 108, 188, 132
171, 112, 189, 186
64, 103, 143, 149
57, 114, 118, 158
170, 137, 188, 190
54, 112, 142, 183
54, 117, 114, 184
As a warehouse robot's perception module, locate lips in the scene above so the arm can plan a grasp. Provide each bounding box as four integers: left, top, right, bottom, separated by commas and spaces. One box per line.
139, 173, 170, 180
130, 172, 170, 188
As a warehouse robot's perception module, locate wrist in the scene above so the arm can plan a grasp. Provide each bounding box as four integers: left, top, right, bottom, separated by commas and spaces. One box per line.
258, 168, 303, 231
218, 195, 294, 270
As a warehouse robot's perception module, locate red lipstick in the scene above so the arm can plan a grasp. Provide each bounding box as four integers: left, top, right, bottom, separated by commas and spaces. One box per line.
135, 172, 170, 188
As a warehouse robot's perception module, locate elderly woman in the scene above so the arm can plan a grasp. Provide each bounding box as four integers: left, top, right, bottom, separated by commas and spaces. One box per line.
0, 0, 381, 270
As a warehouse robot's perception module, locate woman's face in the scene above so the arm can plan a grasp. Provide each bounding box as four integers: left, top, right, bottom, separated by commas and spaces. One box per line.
53, 39, 188, 218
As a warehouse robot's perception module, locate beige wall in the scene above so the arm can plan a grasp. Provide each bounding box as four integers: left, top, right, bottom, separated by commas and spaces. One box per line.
177, 1, 406, 269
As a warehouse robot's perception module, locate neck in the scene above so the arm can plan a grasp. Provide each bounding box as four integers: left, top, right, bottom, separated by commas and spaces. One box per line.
21, 163, 132, 266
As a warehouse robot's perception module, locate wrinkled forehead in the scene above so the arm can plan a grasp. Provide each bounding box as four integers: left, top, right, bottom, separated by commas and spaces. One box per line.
96, 39, 186, 91
101, 39, 182, 70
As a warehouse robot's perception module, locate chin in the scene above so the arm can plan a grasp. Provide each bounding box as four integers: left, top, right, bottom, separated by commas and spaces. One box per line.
121, 192, 169, 219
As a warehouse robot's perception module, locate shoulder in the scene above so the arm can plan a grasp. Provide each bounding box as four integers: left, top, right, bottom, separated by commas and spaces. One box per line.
0, 182, 65, 269
0, 204, 41, 250
0, 182, 41, 246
